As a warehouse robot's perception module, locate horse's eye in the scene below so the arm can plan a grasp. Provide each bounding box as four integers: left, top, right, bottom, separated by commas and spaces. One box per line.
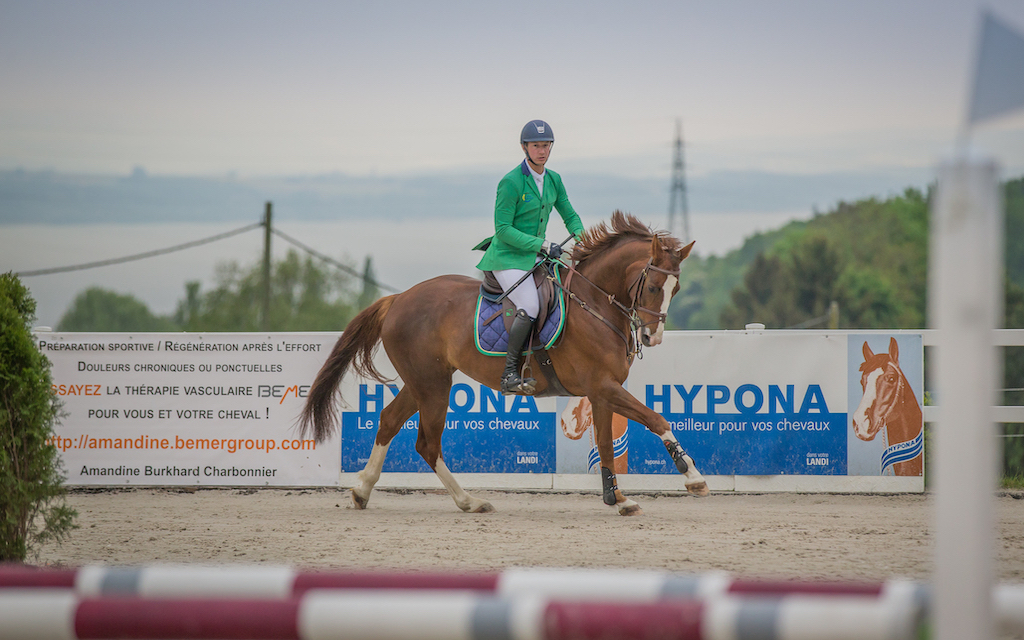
648, 285, 660, 294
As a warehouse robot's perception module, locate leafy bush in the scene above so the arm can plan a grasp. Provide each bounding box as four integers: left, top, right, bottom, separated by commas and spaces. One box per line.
58, 287, 177, 332
0, 272, 77, 561
174, 249, 359, 331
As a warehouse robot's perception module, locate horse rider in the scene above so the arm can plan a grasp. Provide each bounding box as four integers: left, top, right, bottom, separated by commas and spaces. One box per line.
474, 119, 586, 395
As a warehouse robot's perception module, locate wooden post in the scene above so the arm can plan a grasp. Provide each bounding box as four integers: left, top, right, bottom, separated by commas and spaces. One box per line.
262, 202, 272, 332
930, 159, 1002, 640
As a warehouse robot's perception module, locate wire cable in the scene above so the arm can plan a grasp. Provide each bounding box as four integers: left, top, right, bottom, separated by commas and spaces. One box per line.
16, 222, 264, 277
14, 218, 403, 294
270, 227, 402, 293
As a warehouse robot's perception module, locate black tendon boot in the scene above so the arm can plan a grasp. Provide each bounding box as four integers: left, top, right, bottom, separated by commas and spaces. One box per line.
500, 309, 537, 395
601, 467, 619, 505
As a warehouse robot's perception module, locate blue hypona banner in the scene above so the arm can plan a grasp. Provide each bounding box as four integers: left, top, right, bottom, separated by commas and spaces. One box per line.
338, 332, 923, 478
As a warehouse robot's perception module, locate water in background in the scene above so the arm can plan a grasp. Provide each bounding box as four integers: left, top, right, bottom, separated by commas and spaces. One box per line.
1, 209, 809, 327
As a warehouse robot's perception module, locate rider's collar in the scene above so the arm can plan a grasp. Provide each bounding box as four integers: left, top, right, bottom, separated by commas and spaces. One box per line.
520, 159, 545, 179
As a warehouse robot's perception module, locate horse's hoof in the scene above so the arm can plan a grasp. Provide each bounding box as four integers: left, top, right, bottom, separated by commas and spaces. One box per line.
617, 501, 644, 516
351, 489, 369, 509
472, 502, 496, 513
685, 481, 710, 497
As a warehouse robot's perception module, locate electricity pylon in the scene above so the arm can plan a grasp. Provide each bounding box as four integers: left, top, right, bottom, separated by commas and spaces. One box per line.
668, 119, 690, 244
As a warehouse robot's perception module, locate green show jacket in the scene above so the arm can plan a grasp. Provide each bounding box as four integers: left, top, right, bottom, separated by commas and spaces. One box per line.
475, 160, 585, 272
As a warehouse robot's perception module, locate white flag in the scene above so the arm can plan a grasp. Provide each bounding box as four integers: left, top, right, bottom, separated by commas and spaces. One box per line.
968, 11, 1024, 124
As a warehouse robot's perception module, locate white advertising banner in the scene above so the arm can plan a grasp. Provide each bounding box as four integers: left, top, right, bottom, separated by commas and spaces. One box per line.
38, 330, 924, 490
38, 332, 341, 486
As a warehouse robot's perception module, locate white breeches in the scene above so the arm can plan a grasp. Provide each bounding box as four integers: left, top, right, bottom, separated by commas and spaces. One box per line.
493, 267, 540, 319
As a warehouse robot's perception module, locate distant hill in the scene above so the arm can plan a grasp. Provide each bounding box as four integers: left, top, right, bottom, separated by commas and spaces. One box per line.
0, 167, 930, 227
670, 175, 1024, 330
0, 170, 497, 224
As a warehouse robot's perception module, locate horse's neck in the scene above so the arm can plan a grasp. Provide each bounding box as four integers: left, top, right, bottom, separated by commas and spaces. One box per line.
576, 244, 645, 302
887, 380, 922, 443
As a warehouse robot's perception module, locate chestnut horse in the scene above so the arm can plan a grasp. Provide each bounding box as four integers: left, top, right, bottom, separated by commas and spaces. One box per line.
298, 212, 708, 515
851, 337, 923, 476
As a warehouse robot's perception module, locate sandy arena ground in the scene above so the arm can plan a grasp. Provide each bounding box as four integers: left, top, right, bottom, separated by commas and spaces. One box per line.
33, 487, 1024, 583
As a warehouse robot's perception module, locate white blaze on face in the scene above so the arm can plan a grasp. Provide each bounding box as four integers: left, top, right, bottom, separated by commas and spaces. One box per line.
644, 274, 677, 347
852, 368, 882, 440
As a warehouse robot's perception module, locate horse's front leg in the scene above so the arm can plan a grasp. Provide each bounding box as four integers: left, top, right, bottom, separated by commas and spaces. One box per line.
590, 397, 643, 516
598, 383, 709, 497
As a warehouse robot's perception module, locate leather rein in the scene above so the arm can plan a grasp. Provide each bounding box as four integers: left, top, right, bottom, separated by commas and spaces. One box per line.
547, 255, 680, 363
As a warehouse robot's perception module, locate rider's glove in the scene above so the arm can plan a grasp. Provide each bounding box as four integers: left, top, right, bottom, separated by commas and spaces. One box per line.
545, 241, 563, 260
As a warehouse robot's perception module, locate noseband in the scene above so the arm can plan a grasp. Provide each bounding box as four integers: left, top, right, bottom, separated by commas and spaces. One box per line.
627, 260, 681, 330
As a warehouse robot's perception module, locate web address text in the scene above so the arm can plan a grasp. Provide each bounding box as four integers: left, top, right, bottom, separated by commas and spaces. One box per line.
47, 434, 315, 454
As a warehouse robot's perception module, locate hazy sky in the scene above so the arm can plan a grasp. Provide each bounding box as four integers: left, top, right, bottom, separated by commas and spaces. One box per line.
4, 1, 1024, 327
3, 0, 1024, 180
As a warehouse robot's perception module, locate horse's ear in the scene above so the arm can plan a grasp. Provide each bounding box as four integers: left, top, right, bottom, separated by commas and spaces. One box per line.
651, 235, 665, 261
678, 240, 695, 260
889, 337, 899, 363
863, 341, 874, 360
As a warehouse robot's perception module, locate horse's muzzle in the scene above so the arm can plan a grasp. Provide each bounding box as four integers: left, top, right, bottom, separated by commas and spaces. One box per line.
641, 327, 664, 347
852, 416, 881, 441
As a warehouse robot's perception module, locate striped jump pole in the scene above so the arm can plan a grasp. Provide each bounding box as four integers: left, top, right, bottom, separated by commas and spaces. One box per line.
2, 567, 1021, 638
0, 590, 925, 640
0, 565, 901, 599
0, 565, 498, 597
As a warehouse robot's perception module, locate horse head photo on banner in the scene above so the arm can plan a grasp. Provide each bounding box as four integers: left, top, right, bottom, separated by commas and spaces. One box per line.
851, 336, 924, 476
560, 397, 629, 474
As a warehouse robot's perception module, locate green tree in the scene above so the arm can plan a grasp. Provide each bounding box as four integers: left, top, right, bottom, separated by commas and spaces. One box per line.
715, 189, 929, 330
358, 256, 381, 310
720, 252, 789, 328
57, 287, 177, 332
720, 234, 845, 328
0, 273, 77, 561
834, 267, 899, 328
671, 187, 931, 330
175, 249, 359, 331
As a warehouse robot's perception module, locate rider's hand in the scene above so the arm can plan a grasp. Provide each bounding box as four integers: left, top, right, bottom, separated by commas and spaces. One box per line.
545, 241, 563, 260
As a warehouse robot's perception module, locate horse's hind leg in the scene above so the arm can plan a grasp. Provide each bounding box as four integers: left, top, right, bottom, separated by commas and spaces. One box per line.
415, 393, 495, 513
352, 386, 417, 509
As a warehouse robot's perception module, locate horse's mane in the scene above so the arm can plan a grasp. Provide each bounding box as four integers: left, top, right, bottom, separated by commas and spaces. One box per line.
571, 210, 680, 263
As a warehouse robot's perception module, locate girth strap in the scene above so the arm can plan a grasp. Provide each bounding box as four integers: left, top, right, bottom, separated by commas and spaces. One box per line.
533, 347, 573, 397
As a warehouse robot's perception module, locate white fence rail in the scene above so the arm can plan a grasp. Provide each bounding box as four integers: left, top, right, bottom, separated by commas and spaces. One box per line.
921, 329, 1024, 424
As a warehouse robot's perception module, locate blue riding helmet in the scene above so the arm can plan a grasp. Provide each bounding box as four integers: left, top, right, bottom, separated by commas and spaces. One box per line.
520, 120, 555, 143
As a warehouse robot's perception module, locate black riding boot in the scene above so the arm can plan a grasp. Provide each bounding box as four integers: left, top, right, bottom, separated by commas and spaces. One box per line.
500, 309, 536, 395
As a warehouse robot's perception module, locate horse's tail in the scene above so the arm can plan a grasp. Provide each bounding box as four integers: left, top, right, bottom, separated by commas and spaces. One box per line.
298, 294, 397, 442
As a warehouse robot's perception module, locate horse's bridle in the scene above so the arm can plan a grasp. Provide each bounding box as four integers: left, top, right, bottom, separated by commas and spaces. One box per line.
875, 361, 907, 428
548, 255, 680, 362
627, 259, 681, 330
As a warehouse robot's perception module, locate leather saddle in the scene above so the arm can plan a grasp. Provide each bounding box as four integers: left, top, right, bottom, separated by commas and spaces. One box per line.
479, 265, 558, 346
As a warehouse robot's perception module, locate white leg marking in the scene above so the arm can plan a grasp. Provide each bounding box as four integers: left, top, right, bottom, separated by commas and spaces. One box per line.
353, 442, 389, 505
616, 497, 641, 515
660, 430, 708, 489
434, 458, 494, 513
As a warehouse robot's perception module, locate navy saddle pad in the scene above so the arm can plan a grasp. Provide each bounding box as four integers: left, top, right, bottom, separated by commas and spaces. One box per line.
474, 290, 565, 356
